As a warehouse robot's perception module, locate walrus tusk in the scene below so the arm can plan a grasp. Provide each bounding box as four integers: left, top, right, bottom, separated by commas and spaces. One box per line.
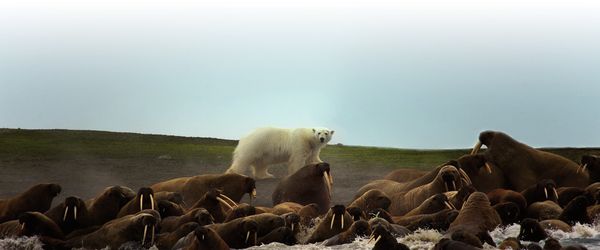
328, 173, 334, 185
150, 194, 155, 210
330, 214, 336, 229
74, 206, 77, 220
216, 197, 234, 210
252, 188, 257, 198
142, 225, 148, 245
445, 201, 455, 210
373, 235, 382, 245
219, 194, 238, 207
485, 162, 493, 174
444, 182, 449, 192
580, 163, 588, 173
254, 231, 257, 246
140, 195, 144, 211
20, 222, 25, 231
341, 215, 344, 229
544, 188, 548, 199
151, 226, 155, 245
291, 223, 295, 231
553, 188, 559, 199
63, 206, 69, 221
367, 233, 374, 244
458, 169, 472, 184
246, 231, 250, 243
452, 180, 457, 191
471, 141, 482, 155
324, 172, 332, 197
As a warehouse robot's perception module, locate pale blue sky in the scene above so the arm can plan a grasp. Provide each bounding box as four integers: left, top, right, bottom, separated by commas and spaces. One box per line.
1, 1, 599, 148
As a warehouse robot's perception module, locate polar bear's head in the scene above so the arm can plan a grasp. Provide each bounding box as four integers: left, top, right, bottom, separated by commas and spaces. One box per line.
312, 128, 334, 144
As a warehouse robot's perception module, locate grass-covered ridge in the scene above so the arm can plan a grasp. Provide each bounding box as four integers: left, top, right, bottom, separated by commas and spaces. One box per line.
1, 128, 598, 170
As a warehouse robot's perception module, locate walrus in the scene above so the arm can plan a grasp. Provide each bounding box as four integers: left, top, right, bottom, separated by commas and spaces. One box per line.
404, 193, 455, 216
471, 130, 588, 190
394, 209, 459, 231
305, 205, 353, 243
433, 238, 480, 250
44, 196, 90, 235
388, 165, 463, 215
189, 188, 238, 222
450, 229, 484, 248
456, 153, 507, 193
539, 219, 572, 232
558, 195, 591, 226
258, 226, 297, 245
487, 188, 528, 220
86, 185, 136, 226
446, 192, 501, 247
272, 162, 333, 215
557, 187, 588, 208
160, 207, 214, 233
244, 213, 285, 238
116, 187, 158, 218
499, 237, 523, 250
446, 185, 476, 210
323, 219, 371, 246
518, 218, 548, 242
71, 209, 161, 249
383, 168, 429, 183
151, 173, 256, 208
0, 211, 64, 239
527, 201, 563, 221
521, 179, 559, 205
0, 183, 61, 223
368, 217, 411, 237
224, 203, 256, 222
542, 238, 562, 250
493, 202, 521, 225
270, 202, 304, 215
155, 221, 199, 250
346, 206, 366, 221
207, 217, 258, 248
348, 189, 391, 213
154, 191, 185, 206
174, 225, 229, 250
157, 200, 185, 218
368, 224, 410, 250
581, 154, 600, 183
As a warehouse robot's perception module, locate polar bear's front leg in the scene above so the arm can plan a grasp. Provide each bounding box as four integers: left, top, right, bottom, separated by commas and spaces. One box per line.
252, 163, 275, 179
288, 154, 309, 176
307, 148, 323, 164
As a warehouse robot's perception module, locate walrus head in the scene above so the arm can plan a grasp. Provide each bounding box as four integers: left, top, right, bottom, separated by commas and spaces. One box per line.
368, 224, 404, 249
351, 220, 371, 237
493, 202, 520, 225
281, 212, 300, 233
346, 206, 365, 221
518, 218, 548, 242
190, 208, 215, 226
360, 189, 391, 211
240, 219, 259, 247
18, 212, 64, 239
580, 155, 600, 180
439, 165, 462, 192
243, 177, 257, 204
136, 187, 156, 212
62, 196, 86, 223
535, 179, 559, 202
157, 200, 185, 218
315, 162, 333, 197
458, 153, 493, 176
134, 212, 159, 248
329, 205, 347, 230
203, 188, 238, 212
559, 195, 592, 226
226, 204, 256, 222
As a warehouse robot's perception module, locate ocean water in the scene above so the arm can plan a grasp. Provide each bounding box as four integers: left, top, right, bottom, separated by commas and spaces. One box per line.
2, 222, 600, 250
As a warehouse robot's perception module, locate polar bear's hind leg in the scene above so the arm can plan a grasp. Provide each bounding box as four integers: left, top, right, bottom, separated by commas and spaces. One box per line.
252, 162, 275, 179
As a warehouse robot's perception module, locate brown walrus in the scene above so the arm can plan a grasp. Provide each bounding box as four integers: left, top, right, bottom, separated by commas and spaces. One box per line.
258, 226, 297, 246
521, 179, 559, 205
518, 218, 548, 242
369, 224, 411, 250
383, 168, 429, 183
154, 191, 185, 206
69, 209, 161, 249
305, 205, 353, 243
0, 183, 61, 223
393, 209, 459, 231
179, 225, 230, 250
471, 130, 588, 190
581, 155, 600, 183
224, 203, 256, 222
348, 189, 391, 213
207, 217, 259, 249
0, 211, 64, 239
157, 200, 185, 218
244, 213, 285, 238
446, 192, 501, 247
527, 201, 563, 221
487, 188, 528, 220
160, 207, 214, 233
323, 219, 371, 246
44, 196, 91, 235
155, 221, 199, 250
456, 153, 506, 193
404, 193, 455, 216
117, 187, 158, 218
388, 165, 463, 216
189, 189, 236, 223
86, 185, 136, 226
151, 173, 256, 208
272, 162, 333, 215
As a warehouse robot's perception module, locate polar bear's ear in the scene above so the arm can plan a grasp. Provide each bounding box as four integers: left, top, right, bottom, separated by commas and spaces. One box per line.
312, 128, 316, 133
330, 130, 335, 135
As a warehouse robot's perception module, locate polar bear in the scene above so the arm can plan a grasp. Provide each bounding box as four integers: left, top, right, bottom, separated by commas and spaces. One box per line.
225, 127, 334, 179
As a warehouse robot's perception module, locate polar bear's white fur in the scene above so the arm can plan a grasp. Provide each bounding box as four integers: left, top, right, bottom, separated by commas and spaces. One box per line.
225, 127, 334, 179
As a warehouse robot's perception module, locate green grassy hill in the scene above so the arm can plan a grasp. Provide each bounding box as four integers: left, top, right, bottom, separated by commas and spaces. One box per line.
1, 128, 598, 170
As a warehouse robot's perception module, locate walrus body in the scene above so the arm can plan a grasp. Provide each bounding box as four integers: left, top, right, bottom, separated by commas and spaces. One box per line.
160, 208, 214, 233
348, 189, 391, 213
0, 183, 61, 223
471, 131, 588, 190
272, 162, 333, 214
383, 168, 428, 183
208, 217, 258, 249
117, 187, 158, 218
305, 205, 353, 243
155, 222, 199, 250
323, 220, 370, 246
45, 196, 91, 235
527, 201, 563, 221
86, 185, 135, 226
457, 154, 506, 193
151, 173, 256, 208
446, 192, 501, 247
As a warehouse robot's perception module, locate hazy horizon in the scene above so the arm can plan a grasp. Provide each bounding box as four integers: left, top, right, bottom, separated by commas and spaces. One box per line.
2, 1, 599, 149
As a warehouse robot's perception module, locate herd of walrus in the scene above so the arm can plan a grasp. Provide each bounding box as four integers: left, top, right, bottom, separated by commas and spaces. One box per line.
1, 130, 600, 249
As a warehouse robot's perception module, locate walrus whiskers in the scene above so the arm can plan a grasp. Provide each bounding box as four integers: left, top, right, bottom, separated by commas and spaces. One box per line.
63, 206, 69, 221
330, 214, 336, 229
471, 141, 482, 155
216, 197, 233, 210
